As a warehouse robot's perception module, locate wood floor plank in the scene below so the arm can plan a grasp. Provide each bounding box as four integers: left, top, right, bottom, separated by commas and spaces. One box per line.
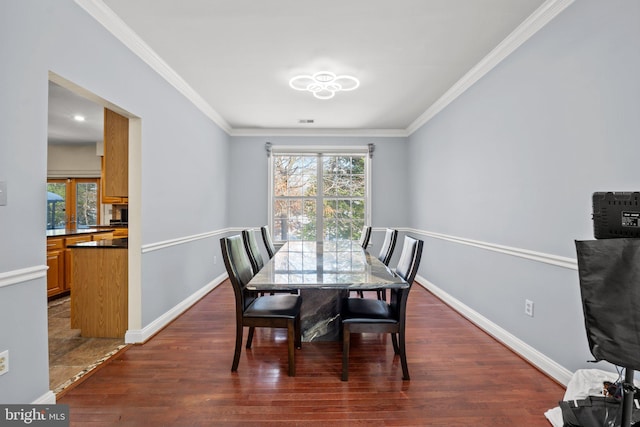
59, 282, 565, 426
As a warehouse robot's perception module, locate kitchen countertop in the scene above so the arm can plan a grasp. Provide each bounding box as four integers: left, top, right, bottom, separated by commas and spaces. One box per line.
67, 238, 128, 249
46, 228, 115, 238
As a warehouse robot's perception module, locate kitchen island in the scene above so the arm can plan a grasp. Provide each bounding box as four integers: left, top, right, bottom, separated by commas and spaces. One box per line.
46, 228, 115, 298
68, 238, 128, 338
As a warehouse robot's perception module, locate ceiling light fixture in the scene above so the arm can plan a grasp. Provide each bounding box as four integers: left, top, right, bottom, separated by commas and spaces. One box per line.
289, 71, 359, 100
73, 115, 85, 122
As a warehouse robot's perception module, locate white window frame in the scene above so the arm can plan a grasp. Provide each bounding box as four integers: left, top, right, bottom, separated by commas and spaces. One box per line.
267, 145, 372, 242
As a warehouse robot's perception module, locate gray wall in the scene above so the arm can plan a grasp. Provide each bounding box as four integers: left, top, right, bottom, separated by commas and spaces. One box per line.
0, 0, 230, 403
47, 144, 101, 178
407, 0, 640, 373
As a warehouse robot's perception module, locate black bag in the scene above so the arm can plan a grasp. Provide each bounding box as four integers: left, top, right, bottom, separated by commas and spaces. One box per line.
560, 396, 640, 427
575, 239, 640, 370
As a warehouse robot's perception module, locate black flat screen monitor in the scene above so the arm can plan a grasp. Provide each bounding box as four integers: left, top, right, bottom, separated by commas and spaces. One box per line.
592, 191, 640, 239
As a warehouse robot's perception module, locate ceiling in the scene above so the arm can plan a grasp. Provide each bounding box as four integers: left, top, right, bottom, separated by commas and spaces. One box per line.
50, 0, 556, 144
48, 81, 104, 145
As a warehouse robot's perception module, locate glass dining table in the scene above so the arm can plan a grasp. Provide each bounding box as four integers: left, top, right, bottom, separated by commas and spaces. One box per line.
246, 240, 408, 341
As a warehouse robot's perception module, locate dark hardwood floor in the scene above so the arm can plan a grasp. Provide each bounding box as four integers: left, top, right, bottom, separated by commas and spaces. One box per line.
59, 281, 565, 426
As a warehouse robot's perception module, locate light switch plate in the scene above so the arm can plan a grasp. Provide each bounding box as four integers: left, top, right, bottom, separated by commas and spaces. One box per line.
0, 181, 6, 206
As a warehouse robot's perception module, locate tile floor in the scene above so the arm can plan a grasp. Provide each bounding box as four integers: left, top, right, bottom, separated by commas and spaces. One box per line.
48, 296, 126, 395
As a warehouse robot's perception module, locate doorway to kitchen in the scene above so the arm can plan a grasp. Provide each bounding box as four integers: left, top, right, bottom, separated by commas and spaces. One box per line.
46, 71, 142, 395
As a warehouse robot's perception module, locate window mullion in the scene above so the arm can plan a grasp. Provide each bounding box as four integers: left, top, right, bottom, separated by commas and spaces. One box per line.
315, 153, 323, 241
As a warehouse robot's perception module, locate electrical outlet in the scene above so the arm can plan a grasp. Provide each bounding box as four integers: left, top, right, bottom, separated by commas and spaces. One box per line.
525, 299, 534, 317
0, 350, 8, 375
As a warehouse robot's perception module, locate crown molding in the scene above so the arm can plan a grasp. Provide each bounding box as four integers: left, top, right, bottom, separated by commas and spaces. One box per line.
406, 0, 575, 135
74, 0, 233, 134
76, 0, 573, 139
229, 127, 408, 138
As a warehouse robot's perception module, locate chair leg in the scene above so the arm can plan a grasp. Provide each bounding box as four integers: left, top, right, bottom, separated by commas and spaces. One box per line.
231, 323, 243, 372
294, 314, 302, 349
349, 290, 364, 298
287, 319, 296, 377
377, 289, 386, 301
246, 326, 255, 349
341, 326, 351, 381
398, 330, 410, 380
391, 332, 399, 354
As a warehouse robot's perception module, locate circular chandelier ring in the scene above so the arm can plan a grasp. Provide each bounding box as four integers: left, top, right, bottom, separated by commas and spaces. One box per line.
289, 70, 359, 99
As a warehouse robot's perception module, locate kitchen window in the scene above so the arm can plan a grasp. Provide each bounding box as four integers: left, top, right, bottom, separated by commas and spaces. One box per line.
47, 178, 101, 229
268, 147, 371, 242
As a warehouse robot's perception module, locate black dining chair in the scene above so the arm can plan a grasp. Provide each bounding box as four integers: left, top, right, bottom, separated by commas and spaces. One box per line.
358, 225, 372, 249
353, 225, 373, 298
341, 235, 423, 381
376, 228, 398, 301
220, 235, 302, 377
260, 225, 277, 259
242, 229, 264, 275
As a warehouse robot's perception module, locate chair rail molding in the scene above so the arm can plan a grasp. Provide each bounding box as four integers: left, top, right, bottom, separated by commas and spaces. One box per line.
0, 266, 48, 289
404, 228, 577, 270
141, 228, 236, 253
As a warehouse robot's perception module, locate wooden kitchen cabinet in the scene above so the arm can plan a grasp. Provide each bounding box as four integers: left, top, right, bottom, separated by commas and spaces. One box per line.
92, 232, 114, 241
102, 108, 129, 202
101, 157, 128, 204
113, 228, 128, 238
46, 230, 116, 298
46, 238, 65, 297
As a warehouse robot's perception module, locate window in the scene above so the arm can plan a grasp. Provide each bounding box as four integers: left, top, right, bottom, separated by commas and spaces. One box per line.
269, 147, 370, 242
47, 178, 100, 229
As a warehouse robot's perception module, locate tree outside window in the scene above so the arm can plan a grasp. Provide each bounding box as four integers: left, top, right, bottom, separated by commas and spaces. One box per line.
47, 178, 100, 230
272, 152, 368, 242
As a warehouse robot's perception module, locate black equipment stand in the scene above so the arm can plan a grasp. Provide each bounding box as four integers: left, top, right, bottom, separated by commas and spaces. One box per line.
575, 237, 640, 427
622, 368, 636, 427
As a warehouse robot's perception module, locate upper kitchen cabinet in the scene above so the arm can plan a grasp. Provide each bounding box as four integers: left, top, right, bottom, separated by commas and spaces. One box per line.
102, 108, 128, 203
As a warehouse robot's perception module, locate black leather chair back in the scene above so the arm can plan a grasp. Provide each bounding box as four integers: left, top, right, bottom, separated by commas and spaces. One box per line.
221, 235, 256, 312
395, 236, 422, 285
377, 228, 398, 266
242, 229, 264, 275
358, 225, 372, 249
389, 236, 423, 315
261, 225, 276, 259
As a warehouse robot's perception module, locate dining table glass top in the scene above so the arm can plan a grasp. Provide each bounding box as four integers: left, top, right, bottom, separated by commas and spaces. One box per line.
246, 240, 408, 291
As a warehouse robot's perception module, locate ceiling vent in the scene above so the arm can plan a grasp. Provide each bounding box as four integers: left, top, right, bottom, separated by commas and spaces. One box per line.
298, 119, 314, 124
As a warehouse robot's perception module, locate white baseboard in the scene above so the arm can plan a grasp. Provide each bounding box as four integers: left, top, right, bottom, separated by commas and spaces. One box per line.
124, 273, 228, 344
33, 391, 56, 404
417, 275, 573, 386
